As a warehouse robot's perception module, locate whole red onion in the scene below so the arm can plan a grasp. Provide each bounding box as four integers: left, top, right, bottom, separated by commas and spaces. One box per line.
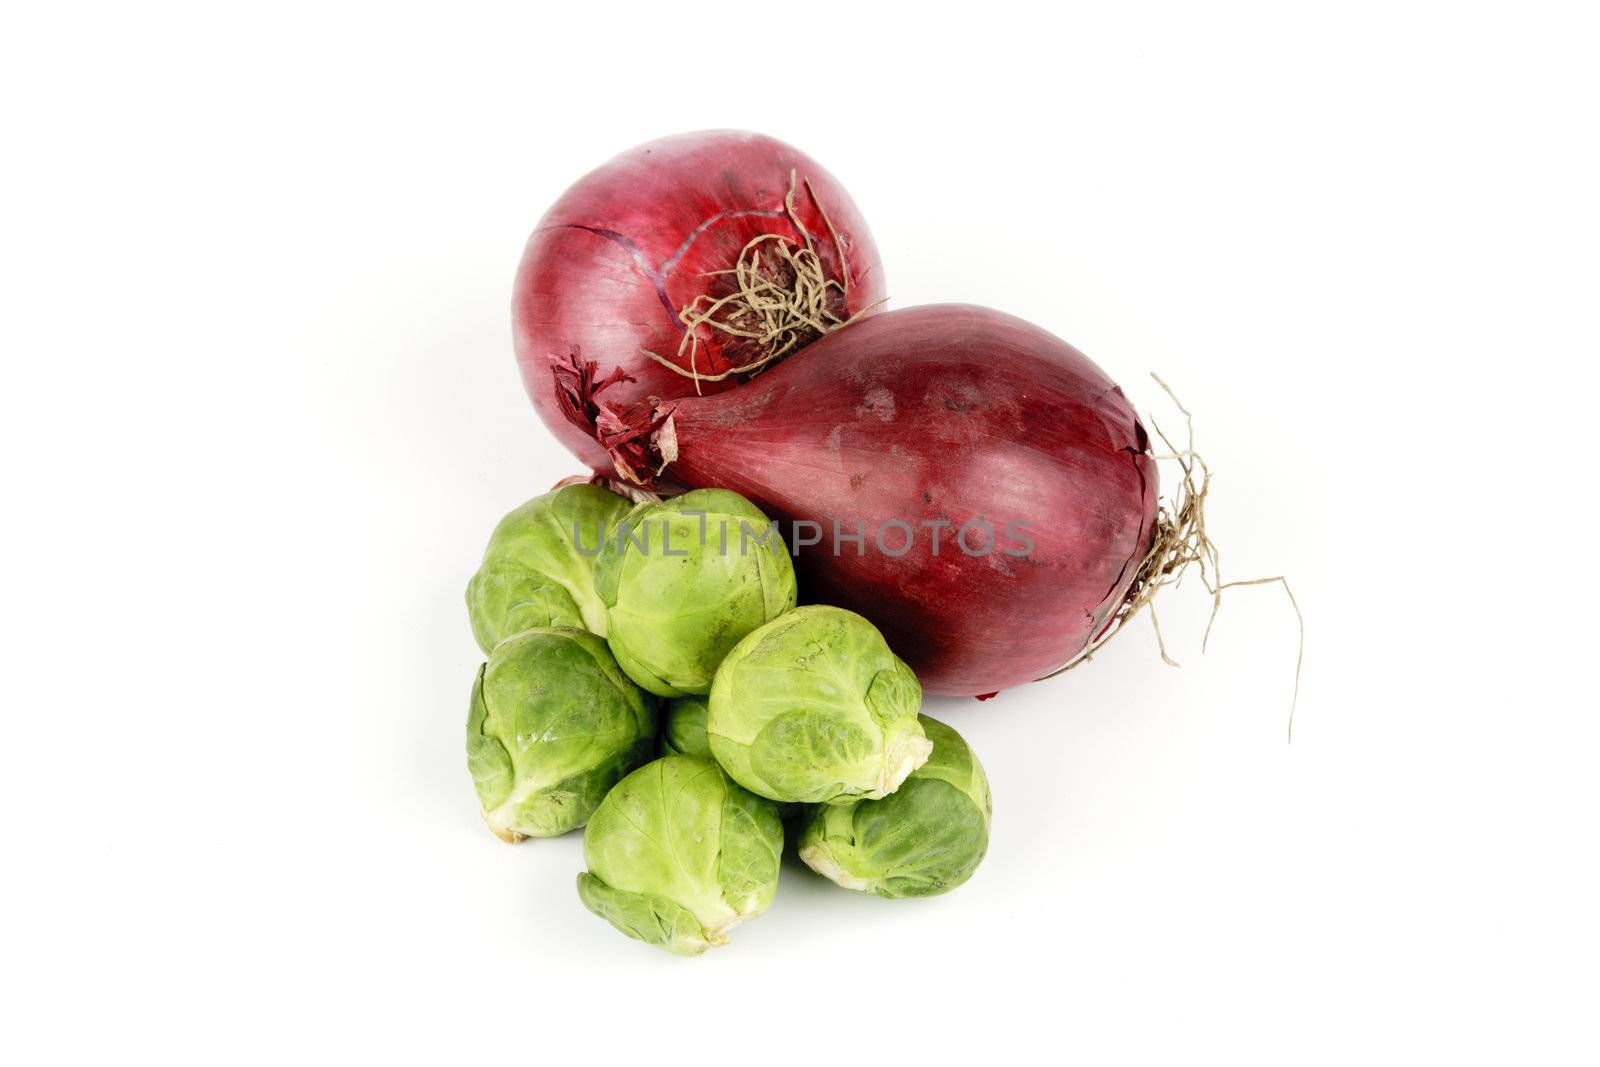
513, 130, 886, 473
598, 305, 1159, 696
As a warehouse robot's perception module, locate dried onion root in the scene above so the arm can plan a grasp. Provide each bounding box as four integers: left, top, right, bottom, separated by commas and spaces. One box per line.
641, 171, 883, 392
1041, 375, 1305, 740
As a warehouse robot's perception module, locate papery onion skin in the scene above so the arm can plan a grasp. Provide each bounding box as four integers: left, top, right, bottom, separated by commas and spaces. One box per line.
611, 305, 1158, 697
513, 130, 887, 472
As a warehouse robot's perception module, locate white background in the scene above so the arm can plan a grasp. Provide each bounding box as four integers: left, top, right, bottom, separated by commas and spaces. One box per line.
4, 2, 1596, 1063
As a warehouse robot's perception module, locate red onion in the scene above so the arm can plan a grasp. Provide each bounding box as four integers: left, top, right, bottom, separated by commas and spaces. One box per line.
513, 130, 886, 473
597, 305, 1159, 697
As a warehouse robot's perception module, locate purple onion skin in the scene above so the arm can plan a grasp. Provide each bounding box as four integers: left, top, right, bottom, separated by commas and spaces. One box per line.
657, 305, 1158, 697
514, 130, 886, 472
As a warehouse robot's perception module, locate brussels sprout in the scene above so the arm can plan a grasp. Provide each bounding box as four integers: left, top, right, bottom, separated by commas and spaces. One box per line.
466, 484, 631, 653
577, 756, 783, 956
595, 489, 796, 697
661, 697, 807, 821
798, 715, 991, 898
707, 605, 933, 805
660, 697, 713, 758
466, 627, 657, 842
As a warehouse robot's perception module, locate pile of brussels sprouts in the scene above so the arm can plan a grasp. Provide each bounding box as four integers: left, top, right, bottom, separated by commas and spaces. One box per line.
464, 484, 993, 956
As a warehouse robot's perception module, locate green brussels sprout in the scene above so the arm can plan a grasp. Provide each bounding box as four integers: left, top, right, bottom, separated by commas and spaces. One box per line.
466, 627, 657, 842
707, 605, 933, 805
595, 489, 796, 697
798, 715, 991, 898
466, 484, 631, 653
661, 697, 806, 821
577, 756, 783, 956
660, 697, 713, 758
